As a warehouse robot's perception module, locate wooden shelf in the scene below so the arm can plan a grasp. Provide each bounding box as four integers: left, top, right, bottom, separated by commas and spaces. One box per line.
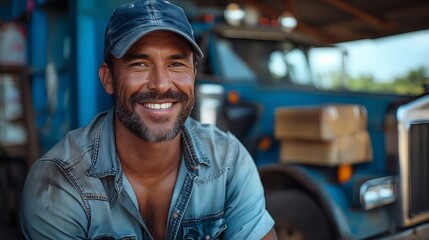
0, 65, 39, 167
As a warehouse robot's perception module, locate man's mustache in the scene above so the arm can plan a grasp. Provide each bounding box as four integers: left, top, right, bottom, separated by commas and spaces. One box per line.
129, 90, 188, 105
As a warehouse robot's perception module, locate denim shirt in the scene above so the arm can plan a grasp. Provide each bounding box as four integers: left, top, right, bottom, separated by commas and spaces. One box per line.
21, 109, 274, 240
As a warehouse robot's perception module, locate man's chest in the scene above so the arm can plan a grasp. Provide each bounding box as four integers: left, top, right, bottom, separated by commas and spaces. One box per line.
135, 188, 173, 239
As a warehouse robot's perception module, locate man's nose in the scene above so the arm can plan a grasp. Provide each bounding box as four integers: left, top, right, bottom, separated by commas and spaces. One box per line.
147, 66, 171, 94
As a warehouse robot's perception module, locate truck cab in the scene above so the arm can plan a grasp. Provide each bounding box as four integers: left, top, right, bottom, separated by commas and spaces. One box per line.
189, 6, 429, 240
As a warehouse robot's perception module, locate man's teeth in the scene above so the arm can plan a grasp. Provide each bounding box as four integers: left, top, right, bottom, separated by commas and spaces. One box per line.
145, 103, 173, 110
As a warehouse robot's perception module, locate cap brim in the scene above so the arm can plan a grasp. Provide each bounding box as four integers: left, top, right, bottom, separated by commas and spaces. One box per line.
110, 27, 204, 59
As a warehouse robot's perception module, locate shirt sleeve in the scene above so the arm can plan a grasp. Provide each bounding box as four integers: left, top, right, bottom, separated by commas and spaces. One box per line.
20, 161, 88, 239
223, 136, 275, 240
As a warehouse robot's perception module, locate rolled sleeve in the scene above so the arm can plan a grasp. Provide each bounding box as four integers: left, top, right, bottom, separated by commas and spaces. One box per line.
223, 138, 275, 239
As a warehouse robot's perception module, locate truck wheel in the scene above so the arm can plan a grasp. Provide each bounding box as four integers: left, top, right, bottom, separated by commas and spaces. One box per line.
265, 189, 335, 240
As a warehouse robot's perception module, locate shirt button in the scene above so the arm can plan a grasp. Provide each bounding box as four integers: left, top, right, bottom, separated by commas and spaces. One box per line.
204, 235, 211, 240
173, 210, 180, 219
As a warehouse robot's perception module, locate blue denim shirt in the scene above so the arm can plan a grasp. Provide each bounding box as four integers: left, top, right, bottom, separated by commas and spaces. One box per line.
21, 109, 274, 239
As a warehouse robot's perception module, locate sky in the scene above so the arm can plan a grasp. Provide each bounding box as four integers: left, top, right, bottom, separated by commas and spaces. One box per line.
337, 30, 429, 83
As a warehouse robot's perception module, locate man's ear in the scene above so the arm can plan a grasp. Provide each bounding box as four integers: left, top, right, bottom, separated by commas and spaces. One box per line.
99, 63, 114, 94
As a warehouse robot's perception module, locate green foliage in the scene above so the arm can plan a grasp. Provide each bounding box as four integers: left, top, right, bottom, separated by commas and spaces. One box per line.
327, 66, 428, 95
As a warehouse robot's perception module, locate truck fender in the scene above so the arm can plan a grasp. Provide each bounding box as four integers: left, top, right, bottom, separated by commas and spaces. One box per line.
259, 163, 354, 240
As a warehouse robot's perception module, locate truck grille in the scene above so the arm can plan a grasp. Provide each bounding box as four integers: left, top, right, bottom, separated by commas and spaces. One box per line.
392, 95, 429, 226
409, 122, 429, 217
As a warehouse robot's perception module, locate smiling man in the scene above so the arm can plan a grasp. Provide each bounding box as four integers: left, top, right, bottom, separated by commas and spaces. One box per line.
20, 0, 276, 239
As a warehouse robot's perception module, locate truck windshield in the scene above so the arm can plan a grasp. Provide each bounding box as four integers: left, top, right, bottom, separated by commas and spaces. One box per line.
215, 36, 312, 86
308, 30, 429, 95
212, 30, 429, 95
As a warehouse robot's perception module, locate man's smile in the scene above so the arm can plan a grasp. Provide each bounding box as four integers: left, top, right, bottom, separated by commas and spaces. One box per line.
144, 102, 174, 110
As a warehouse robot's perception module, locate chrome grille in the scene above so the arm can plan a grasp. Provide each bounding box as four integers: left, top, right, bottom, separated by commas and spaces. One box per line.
409, 122, 429, 217
395, 94, 429, 226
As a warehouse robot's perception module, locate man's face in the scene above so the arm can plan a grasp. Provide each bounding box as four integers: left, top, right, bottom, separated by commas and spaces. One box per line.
111, 31, 196, 142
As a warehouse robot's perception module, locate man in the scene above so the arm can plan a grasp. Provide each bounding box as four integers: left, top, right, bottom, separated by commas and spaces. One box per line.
21, 0, 277, 239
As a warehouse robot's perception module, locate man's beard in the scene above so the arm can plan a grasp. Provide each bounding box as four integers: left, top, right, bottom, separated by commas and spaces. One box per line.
114, 88, 194, 142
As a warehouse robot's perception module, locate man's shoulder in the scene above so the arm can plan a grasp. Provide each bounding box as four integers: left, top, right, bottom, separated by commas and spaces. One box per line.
184, 117, 242, 154
184, 118, 247, 167
38, 111, 110, 168
185, 117, 234, 141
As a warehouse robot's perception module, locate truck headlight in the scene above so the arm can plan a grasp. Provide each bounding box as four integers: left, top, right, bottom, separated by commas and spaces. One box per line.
360, 176, 396, 210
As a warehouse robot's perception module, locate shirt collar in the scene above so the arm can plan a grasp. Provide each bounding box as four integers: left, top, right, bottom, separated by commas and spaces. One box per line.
86, 108, 210, 178
86, 108, 120, 178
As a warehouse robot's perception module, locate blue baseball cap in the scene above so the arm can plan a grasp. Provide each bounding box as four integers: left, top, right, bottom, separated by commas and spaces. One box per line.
104, 0, 203, 59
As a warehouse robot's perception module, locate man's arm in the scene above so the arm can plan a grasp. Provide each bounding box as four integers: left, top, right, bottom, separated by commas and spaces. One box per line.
21, 161, 88, 239
223, 136, 276, 239
262, 228, 278, 240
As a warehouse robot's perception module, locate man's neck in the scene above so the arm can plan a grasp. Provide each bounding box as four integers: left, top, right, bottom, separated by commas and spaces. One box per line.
114, 119, 182, 181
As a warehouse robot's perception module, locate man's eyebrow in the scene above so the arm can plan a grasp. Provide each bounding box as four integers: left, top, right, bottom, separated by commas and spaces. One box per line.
123, 53, 189, 61
169, 53, 188, 60
123, 53, 149, 62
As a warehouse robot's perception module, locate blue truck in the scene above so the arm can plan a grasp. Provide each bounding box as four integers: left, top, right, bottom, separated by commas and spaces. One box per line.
187, 7, 429, 240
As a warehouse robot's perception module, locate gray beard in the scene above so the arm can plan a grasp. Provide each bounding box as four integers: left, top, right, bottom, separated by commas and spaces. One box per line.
114, 89, 194, 142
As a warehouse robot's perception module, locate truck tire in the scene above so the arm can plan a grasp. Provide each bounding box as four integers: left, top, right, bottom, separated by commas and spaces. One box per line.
265, 189, 335, 240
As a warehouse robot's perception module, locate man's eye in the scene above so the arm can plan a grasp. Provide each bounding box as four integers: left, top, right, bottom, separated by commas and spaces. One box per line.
170, 62, 185, 67
130, 62, 148, 67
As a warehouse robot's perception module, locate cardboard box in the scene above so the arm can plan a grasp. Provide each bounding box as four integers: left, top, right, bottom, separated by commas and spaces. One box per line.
275, 104, 367, 141
279, 131, 372, 166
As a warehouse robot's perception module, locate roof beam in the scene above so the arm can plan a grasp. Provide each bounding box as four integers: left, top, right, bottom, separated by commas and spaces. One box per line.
324, 0, 396, 32
295, 21, 340, 44
282, 0, 340, 44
